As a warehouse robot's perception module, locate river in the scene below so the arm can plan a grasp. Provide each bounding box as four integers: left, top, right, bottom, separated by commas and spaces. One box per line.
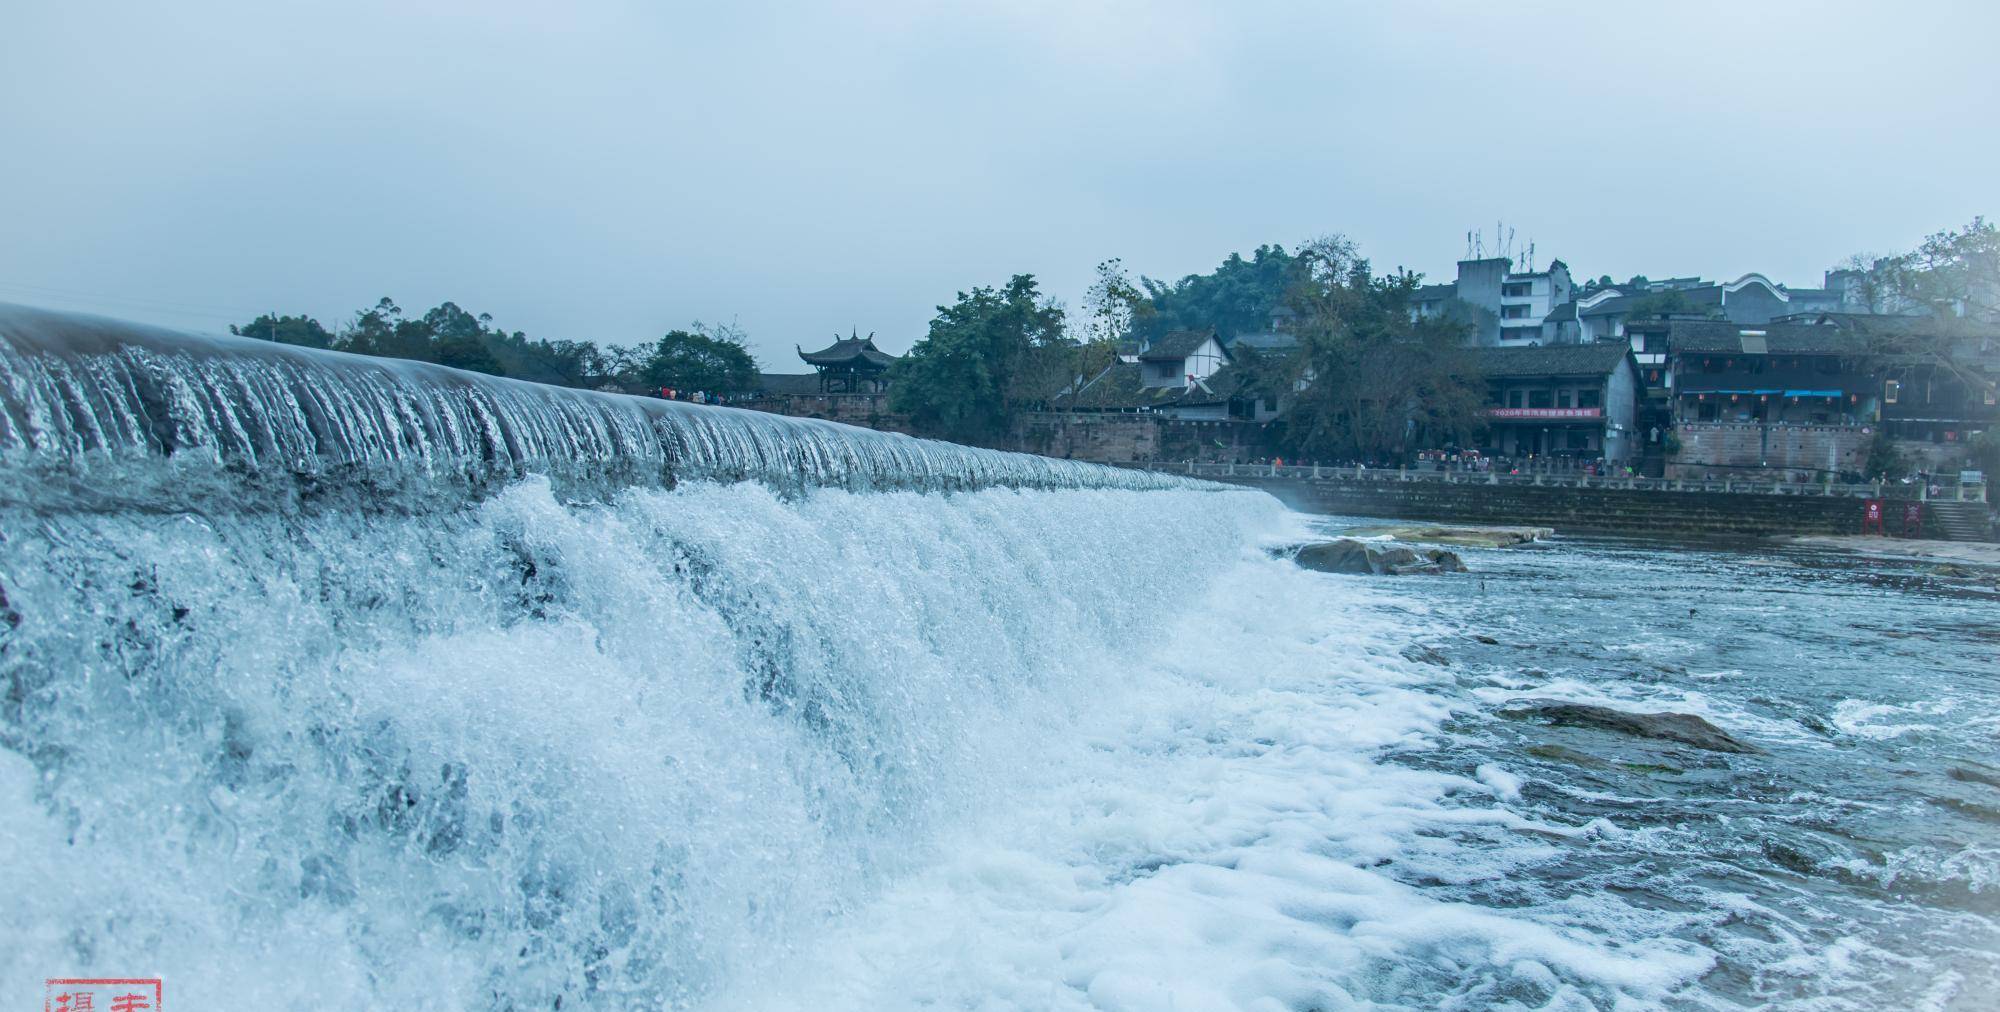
1, 307, 1994, 1009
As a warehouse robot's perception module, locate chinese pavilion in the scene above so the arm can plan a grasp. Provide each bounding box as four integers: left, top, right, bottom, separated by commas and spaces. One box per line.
797, 331, 898, 393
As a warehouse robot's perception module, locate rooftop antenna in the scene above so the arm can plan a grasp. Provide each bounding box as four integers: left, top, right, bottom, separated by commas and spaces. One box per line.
1472, 229, 1484, 260
1524, 240, 1535, 273
1465, 231, 1475, 260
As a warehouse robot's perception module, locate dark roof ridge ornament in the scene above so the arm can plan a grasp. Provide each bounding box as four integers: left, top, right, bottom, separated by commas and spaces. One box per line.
799, 329, 898, 369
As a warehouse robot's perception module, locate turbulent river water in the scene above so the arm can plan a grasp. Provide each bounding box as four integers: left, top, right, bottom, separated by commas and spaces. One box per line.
1, 306, 1995, 1009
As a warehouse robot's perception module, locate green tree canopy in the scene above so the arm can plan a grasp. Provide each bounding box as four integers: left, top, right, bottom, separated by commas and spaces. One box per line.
234, 298, 665, 388
1853, 217, 1999, 323
637, 326, 761, 395
890, 274, 1067, 444
231, 313, 335, 349
1134, 244, 1295, 343
1623, 289, 1708, 320
1276, 236, 1485, 459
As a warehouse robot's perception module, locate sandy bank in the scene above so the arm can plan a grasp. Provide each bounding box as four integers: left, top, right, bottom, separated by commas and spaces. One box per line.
1782, 535, 2000, 569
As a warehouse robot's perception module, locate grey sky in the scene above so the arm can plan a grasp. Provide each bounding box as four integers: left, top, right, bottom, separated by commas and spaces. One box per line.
3, 1, 1994, 368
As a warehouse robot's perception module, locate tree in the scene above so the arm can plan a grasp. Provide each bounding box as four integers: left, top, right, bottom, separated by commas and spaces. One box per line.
1079, 258, 1147, 347
890, 274, 1066, 444
1051, 259, 1147, 409
1864, 428, 1909, 480
232, 313, 334, 349
637, 325, 760, 395
1277, 236, 1485, 460
337, 298, 405, 359
1853, 217, 1999, 323
1135, 244, 1295, 343
1969, 427, 2000, 478
1623, 289, 1707, 320
486, 333, 622, 389
1842, 218, 2000, 393
236, 299, 650, 390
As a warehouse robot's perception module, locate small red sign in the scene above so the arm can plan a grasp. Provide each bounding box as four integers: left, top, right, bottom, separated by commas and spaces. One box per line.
45, 979, 161, 1012
1485, 407, 1604, 420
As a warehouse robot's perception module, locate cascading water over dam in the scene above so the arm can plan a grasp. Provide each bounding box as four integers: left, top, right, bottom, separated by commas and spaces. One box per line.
0, 305, 1288, 1008
0, 303, 1194, 510
9, 304, 1976, 1010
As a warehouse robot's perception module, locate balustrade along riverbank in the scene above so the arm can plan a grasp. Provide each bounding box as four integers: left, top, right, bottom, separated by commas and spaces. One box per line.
1134, 461, 1994, 539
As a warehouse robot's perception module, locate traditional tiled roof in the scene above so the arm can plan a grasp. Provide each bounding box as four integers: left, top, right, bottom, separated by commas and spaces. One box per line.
1056, 362, 1254, 411
1801, 312, 1982, 339
798, 335, 897, 369
1578, 285, 1723, 317
1664, 321, 1866, 355
1476, 343, 1632, 378
1138, 329, 1223, 362
756, 372, 824, 396
1227, 330, 1299, 352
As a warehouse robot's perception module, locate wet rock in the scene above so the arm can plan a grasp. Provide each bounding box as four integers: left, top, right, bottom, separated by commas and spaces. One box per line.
1400, 643, 1450, 666
1948, 764, 2000, 790
1762, 839, 1822, 876
1425, 549, 1468, 573
1617, 761, 1685, 776
1346, 524, 1552, 548
1497, 698, 1762, 754
1934, 795, 2000, 823
1472, 634, 1501, 645
1374, 545, 1423, 569
1294, 539, 1467, 576
1525, 743, 1608, 769
1294, 539, 1372, 574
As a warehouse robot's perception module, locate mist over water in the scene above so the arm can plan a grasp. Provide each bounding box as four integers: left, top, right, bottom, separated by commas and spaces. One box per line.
2, 309, 1994, 1009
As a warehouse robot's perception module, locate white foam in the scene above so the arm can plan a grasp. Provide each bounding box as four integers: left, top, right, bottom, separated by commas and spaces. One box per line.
1831, 698, 1955, 740
711, 554, 1709, 1009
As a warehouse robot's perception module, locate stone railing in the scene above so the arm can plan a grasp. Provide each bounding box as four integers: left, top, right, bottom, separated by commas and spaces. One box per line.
1169, 461, 1989, 502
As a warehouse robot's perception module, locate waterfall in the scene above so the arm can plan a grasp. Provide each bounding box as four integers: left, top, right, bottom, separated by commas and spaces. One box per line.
0, 304, 1275, 1008
0, 303, 1193, 511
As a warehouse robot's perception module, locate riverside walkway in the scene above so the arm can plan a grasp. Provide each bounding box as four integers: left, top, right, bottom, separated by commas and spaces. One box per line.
1169, 461, 1989, 504
1136, 461, 1992, 540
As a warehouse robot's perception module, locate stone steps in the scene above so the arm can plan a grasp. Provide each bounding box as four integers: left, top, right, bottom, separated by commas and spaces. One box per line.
1924, 501, 1993, 542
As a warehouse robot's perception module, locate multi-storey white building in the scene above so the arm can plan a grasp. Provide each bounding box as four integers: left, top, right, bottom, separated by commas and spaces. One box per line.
1410, 255, 1573, 346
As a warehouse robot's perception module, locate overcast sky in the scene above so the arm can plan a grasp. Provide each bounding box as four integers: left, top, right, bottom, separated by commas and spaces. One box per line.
3, 1, 1994, 366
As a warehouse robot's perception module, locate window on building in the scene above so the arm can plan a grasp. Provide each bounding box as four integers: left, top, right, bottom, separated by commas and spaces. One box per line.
1507, 389, 1524, 408
1884, 379, 1900, 404
1529, 390, 1554, 409
1558, 389, 1575, 408
1578, 388, 1601, 408
1503, 283, 1533, 297
1500, 304, 1532, 319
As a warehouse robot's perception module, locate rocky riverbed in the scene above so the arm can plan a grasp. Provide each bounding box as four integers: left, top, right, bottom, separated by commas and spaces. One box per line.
1313, 516, 2000, 1008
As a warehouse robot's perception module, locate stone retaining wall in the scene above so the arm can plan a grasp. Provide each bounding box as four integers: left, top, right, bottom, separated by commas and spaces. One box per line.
1218, 475, 1883, 537
1669, 422, 1869, 480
